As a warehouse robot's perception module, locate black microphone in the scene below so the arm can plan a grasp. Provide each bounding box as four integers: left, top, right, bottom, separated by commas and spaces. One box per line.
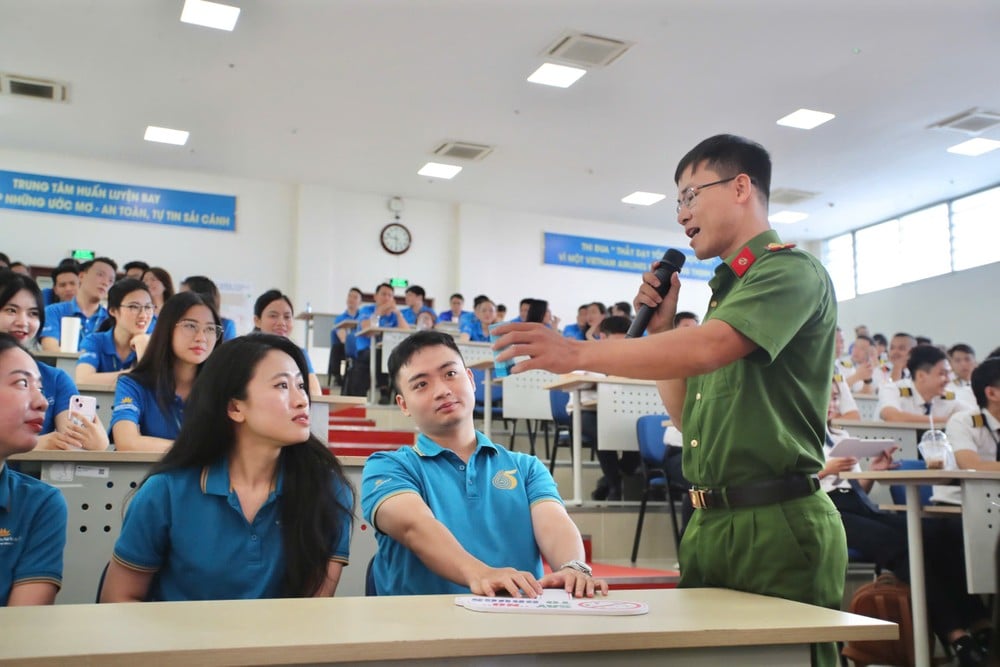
626, 248, 687, 338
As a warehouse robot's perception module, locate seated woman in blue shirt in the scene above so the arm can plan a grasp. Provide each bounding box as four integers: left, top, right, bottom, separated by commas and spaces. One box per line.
111, 292, 221, 452
458, 298, 495, 343
75, 279, 153, 387
101, 334, 354, 602
0, 332, 68, 606
0, 272, 108, 451
253, 289, 321, 396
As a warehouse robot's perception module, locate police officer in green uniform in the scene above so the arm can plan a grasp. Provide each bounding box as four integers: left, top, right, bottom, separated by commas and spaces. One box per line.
495, 134, 847, 667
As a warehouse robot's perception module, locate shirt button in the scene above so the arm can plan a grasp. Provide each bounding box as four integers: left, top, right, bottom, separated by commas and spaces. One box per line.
695, 392, 701, 400
251, 535, 257, 541
690, 439, 699, 448
458, 465, 466, 471
709, 301, 718, 308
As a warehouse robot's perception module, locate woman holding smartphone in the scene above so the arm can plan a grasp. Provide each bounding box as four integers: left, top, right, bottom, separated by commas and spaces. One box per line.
0, 271, 107, 451
110, 292, 221, 452
75, 279, 153, 386
101, 334, 354, 601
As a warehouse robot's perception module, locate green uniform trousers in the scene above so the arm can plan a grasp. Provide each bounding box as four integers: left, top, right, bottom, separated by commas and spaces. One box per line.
678, 490, 848, 667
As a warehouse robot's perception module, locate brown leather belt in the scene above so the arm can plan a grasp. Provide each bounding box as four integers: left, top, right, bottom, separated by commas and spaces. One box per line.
689, 474, 820, 510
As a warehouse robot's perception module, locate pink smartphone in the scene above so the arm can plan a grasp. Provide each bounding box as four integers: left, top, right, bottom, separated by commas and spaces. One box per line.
69, 395, 97, 426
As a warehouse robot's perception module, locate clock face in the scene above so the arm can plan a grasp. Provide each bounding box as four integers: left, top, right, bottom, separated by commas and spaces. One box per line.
380, 223, 412, 255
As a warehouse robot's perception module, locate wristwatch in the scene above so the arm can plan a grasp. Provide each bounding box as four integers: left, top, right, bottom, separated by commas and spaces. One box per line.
559, 559, 593, 576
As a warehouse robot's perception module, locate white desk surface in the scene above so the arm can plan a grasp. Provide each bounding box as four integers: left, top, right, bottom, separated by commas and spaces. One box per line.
545, 373, 656, 392
831, 419, 929, 430
355, 326, 410, 338
0, 588, 894, 666
311, 393, 367, 406
842, 469, 1000, 483
75, 382, 115, 393
34, 350, 82, 360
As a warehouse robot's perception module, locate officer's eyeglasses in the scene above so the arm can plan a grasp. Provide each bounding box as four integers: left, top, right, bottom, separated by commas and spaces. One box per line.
675, 177, 737, 214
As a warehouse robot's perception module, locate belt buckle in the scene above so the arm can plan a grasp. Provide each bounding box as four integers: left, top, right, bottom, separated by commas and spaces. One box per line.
689, 488, 707, 509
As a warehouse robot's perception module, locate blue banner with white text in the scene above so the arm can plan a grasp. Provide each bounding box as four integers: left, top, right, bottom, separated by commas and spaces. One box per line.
543, 232, 720, 281
0, 169, 236, 231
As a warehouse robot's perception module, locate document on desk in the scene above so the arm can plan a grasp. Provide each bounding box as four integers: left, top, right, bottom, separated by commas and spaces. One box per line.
455, 589, 649, 616
828, 438, 897, 458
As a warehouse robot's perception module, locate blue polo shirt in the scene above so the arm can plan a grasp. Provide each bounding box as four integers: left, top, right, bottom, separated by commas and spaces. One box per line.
333, 310, 361, 358
300, 347, 315, 374
354, 305, 402, 353
41, 287, 57, 307
401, 305, 435, 326
78, 330, 137, 373
438, 310, 473, 327
0, 464, 68, 606
459, 320, 490, 342
562, 324, 585, 340
40, 299, 109, 347
111, 375, 184, 440
37, 361, 75, 435
221, 317, 237, 342
361, 431, 562, 596
112, 457, 352, 600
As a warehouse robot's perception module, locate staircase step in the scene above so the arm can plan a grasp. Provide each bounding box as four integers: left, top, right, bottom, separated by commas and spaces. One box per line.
331, 406, 367, 419
330, 417, 377, 428
330, 443, 406, 458
328, 427, 415, 445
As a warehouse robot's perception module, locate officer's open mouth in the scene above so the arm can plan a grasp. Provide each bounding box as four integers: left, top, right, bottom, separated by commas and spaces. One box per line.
686, 227, 700, 239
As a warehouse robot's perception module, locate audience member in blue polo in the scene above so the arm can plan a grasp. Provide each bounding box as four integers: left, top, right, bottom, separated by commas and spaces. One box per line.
0, 334, 68, 606
253, 289, 322, 396
361, 331, 607, 598
178, 275, 239, 342
111, 292, 221, 452
101, 334, 354, 602
76, 279, 153, 386
0, 272, 109, 451
39, 257, 117, 351
400, 285, 435, 326
355, 283, 410, 403
458, 298, 495, 343
437, 293, 473, 328
330, 287, 363, 388
41, 260, 80, 307
561, 305, 588, 340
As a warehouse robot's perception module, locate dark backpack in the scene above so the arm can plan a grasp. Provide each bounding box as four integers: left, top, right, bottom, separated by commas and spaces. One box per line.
841, 572, 915, 666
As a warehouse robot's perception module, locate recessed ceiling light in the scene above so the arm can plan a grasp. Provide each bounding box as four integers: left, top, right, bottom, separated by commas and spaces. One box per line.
946, 138, 1000, 156
417, 162, 462, 179
527, 63, 586, 88
768, 210, 809, 224
143, 125, 189, 146
621, 191, 666, 206
180, 0, 240, 31
776, 108, 836, 130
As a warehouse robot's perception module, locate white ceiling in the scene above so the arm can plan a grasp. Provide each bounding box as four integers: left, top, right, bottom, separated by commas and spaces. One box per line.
2, 0, 999, 241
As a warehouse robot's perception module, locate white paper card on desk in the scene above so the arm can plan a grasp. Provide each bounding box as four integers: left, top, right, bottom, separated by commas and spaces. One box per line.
828, 438, 897, 458
455, 589, 649, 616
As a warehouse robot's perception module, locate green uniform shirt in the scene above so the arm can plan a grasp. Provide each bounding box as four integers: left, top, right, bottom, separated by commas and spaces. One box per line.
682, 229, 837, 488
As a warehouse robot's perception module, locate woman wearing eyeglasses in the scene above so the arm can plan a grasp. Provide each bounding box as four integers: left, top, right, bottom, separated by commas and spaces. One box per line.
75, 279, 154, 386
111, 292, 221, 452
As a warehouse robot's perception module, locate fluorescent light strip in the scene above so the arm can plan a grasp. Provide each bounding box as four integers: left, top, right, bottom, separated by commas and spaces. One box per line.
180, 0, 241, 31
417, 162, 462, 179
527, 63, 586, 88
621, 191, 666, 206
768, 210, 809, 224
946, 138, 1000, 156
776, 108, 835, 130
144, 125, 190, 146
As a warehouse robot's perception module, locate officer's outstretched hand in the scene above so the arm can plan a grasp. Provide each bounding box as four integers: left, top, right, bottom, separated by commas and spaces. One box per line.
491, 322, 583, 375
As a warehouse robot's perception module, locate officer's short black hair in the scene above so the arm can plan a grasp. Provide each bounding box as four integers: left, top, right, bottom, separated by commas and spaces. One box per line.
674, 134, 772, 202
388, 330, 464, 387
972, 358, 1000, 408
948, 343, 975, 358
907, 345, 946, 378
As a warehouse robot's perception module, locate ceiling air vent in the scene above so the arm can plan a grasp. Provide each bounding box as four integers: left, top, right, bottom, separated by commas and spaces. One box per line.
543, 32, 633, 68
770, 188, 818, 206
929, 108, 1000, 136
432, 141, 494, 161
0, 73, 69, 102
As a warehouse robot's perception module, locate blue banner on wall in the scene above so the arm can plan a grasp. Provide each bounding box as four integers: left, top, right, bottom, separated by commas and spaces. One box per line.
0, 169, 236, 232
543, 232, 720, 281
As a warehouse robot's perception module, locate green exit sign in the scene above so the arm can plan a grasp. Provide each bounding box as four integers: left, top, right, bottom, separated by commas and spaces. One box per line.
390, 277, 409, 288
71, 249, 95, 260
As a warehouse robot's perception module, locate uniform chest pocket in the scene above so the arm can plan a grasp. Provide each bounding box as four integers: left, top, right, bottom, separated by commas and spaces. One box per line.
696, 362, 740, 401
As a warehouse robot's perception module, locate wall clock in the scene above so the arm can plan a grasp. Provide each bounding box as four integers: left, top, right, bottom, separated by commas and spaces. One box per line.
380, 222, 412, 255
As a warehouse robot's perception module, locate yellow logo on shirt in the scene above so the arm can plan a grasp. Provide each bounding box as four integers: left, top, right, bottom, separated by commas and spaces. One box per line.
120, 397, 133, 404
0, 528, 10, 538
374, 478, 389, 488
492, 469, 518, 490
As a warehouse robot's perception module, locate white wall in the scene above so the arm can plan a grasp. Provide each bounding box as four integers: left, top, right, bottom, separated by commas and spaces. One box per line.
836, 261, 1000, 357
0, 148, 296, 332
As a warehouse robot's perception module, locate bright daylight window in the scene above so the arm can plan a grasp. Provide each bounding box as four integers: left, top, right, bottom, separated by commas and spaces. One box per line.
822, 233, 855, 300
897, 204, 950, 283
951, 186, 1000, 271
855, 220, 901, 295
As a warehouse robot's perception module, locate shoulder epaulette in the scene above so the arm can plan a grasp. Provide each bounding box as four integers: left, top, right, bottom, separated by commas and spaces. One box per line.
833, 374, 844, 383
765, 242, 797, 252
841, 360, 855, 369
899, 387, 913, 397
943, 391, 956, 401
972, 413, 986, 428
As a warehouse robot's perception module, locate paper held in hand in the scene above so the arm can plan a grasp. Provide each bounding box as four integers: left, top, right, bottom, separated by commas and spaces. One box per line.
455, 589, 649, 616
828, 438, 897, 459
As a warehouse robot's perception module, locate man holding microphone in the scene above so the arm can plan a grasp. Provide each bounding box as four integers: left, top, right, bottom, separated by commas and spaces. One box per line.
494, 134, 846, 667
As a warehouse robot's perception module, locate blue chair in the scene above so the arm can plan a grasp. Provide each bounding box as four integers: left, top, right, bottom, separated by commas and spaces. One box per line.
546, 391, 594, 472
888, 459, 933, 506
630, 415, 683, 562
471, 368, 507, 435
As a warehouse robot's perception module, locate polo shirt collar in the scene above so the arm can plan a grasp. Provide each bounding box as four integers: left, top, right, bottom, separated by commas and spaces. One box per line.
0, 464, 10, 511
97, 330, 118, 356
413, 431, 499, 458
200, 457, 285, 497
983, 410, 1000, 432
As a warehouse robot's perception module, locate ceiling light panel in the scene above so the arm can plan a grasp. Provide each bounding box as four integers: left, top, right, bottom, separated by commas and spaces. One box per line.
417, 162, 462, 179
776, 108, 836, 130
180, 0, 241, 31
144, 125, 189, 145
621, 192, 665, 206
768, 211, 809, 224
527, 63, 586, 88
946, 138, 1000, 156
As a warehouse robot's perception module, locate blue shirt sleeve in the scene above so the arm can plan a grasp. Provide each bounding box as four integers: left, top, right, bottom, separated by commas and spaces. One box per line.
110, 375, 145, 430
361, 451, 421, 530
301, 347, 315, 374
521, 453, 563, 506
77, 332, 102, 369
221, 318, 238, 341
40, 303, 64, 341
12, 485, 67, 589
38, 363, 76, 435
113, 475, 171, 572
330, 480, 354, 563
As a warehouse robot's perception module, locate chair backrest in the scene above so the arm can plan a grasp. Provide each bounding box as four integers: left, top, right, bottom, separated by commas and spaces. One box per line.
549, 390, 570, 425
471, 368, 503, 405
635, 414, 668, 465
888, 459, 932, 506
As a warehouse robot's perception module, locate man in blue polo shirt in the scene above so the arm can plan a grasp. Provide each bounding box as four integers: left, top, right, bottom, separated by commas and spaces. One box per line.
400, 285, 435, 325
39, 257, 117, 351
354, 283, 410, 403
361, 330, 606, 598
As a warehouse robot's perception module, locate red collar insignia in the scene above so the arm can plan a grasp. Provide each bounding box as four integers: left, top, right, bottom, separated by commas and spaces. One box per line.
766, 242, 797, 252
730, 246, 756, 278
